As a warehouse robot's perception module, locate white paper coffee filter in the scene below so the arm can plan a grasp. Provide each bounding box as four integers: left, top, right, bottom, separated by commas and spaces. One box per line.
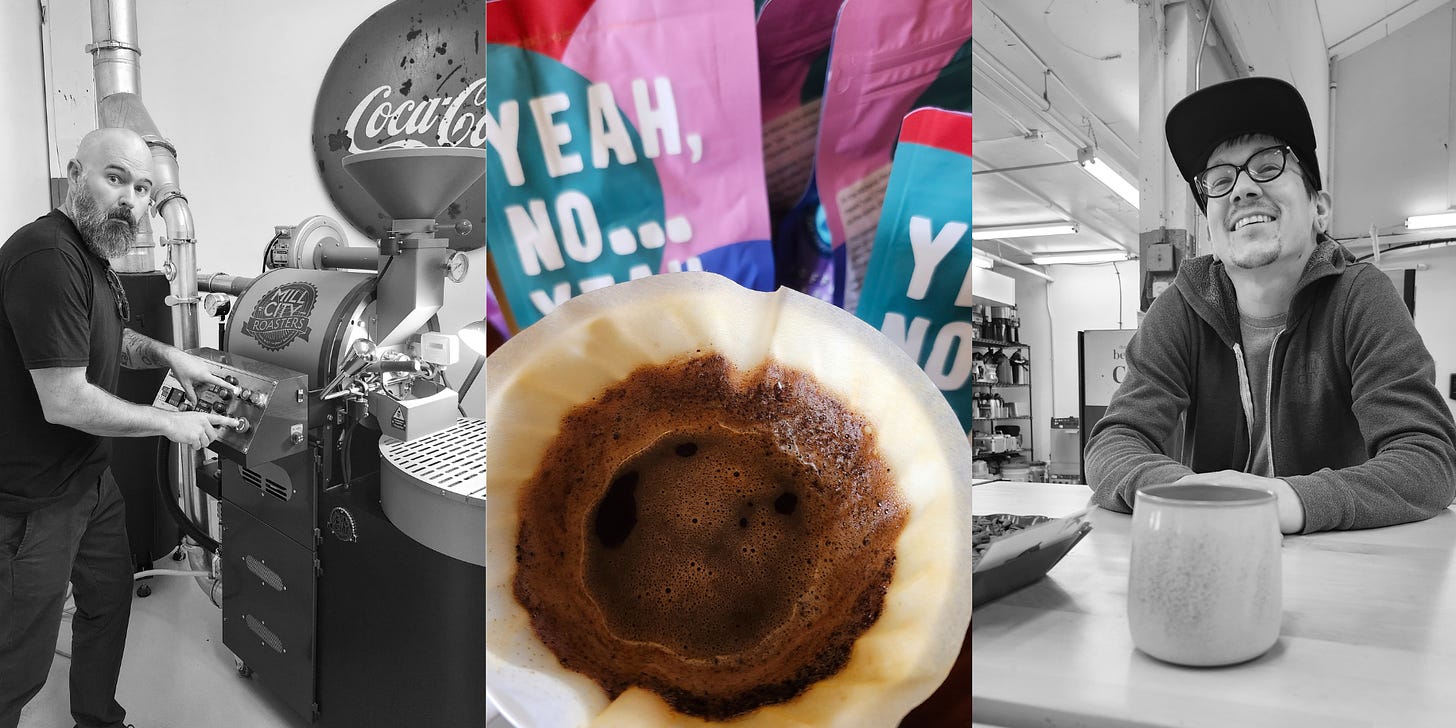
486, 272, 973, 727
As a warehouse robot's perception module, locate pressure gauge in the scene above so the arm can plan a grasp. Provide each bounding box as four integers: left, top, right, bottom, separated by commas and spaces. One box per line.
202, 292, 232, 318
445, 250, 469, 283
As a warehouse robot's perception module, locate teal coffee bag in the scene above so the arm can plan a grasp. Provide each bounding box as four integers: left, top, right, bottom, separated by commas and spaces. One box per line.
855, 107, 972, 435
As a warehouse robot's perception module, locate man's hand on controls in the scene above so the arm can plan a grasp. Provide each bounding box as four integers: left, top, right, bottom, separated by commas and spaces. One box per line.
164, 410, 237, 449
1169, 470, 1307, 534
167, 349, 239, 404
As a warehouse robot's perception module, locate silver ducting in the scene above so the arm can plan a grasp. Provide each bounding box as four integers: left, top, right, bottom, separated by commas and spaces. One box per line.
86, 2, 153, 272
88, 0, 213, 586
198, 272, 257, 297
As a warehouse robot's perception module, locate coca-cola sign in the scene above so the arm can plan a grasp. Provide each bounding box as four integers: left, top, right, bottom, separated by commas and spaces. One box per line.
312, 0, 485, 249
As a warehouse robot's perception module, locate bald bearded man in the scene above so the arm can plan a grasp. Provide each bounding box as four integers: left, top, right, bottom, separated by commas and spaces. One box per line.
0, 128, 237, 728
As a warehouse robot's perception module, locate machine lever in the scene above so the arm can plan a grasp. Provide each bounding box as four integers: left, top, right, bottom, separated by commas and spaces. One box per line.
318, 339, 378, 400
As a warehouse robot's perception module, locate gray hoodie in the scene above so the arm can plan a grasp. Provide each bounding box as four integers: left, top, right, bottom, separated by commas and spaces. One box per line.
1084, 238, 1456, 532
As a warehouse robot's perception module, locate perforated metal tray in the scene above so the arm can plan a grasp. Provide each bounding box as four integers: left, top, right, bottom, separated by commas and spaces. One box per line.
379, 418, 485, 505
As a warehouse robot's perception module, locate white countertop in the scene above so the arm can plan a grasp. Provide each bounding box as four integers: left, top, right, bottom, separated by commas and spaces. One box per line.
972, 481, 1456, 727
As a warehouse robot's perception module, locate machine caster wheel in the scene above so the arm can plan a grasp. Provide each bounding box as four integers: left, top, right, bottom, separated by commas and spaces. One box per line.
136, 583, 152, 598
172, 549, 186, 561
237, 662, 254, 679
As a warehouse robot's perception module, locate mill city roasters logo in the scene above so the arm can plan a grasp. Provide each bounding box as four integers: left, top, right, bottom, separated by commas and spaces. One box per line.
241, 283, 320, 352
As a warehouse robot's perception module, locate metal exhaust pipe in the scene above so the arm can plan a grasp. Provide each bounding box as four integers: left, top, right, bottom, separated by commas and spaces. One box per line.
88, 0, 215, 590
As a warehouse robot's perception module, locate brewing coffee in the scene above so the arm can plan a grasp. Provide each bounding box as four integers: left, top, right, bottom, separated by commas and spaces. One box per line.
486, 271, 974, 728
513, 354, 907, 720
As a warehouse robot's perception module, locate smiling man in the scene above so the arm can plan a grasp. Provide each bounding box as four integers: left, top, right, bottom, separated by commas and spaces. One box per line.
1084, 76, 1456, 534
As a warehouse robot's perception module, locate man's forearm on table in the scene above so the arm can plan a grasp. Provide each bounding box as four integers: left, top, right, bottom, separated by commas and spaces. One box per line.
121, 327, 179, 370
1283, 443, 1456, 532
1086, 428, 1195, 510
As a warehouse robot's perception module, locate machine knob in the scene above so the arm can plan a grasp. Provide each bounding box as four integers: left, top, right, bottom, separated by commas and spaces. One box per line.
225, 375, 239, 386
217, 387, 233, 401
232, 418, 251, 433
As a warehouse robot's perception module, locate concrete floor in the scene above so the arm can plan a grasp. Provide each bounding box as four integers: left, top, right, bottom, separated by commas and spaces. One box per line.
19, 567, 304, 728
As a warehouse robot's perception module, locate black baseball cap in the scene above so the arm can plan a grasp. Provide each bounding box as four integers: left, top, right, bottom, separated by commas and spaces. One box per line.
1165, 76, 1321, 210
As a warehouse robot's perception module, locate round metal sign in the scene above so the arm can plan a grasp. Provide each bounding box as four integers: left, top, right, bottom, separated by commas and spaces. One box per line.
312, 0, 485, 249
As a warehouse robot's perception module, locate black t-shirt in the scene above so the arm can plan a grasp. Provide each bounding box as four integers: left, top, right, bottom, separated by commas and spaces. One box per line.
0, 209, 123, 513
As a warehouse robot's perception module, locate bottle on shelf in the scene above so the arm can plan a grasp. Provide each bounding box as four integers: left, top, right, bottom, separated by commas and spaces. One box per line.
1009, 349, 1028, 384
994, 349, 1013, 383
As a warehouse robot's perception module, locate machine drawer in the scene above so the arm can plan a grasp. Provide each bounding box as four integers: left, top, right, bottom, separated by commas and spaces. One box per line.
221, 451, 318, 552
222, 504, 318, 723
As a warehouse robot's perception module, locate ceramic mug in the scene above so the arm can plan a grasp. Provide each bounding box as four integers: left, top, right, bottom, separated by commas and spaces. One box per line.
1127, 484, 1282, 666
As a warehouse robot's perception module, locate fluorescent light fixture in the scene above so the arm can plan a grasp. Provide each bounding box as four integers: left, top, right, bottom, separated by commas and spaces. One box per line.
971, 250, 994, 269
1031, 250, 1129, 265
971, 222, 1078, 240
1406, 211, 1456, 230
1078, 149, 1140, 209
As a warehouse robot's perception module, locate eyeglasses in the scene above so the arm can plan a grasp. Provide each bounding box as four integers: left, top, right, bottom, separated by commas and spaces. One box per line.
104, 266, 131, 323
1194, 145, 1297, 199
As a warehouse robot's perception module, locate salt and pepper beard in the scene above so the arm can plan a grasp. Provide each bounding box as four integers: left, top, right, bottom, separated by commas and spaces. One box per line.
71, 180, 140, 259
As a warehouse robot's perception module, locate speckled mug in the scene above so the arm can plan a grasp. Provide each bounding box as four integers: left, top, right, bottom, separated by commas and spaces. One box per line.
1128, 484, 1282, 666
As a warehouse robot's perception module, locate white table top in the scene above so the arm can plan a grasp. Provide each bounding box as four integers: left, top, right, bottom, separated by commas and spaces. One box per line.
971, 481, 1456, 728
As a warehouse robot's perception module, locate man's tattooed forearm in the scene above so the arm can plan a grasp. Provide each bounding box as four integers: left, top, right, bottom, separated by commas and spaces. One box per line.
121, 329, 170, 369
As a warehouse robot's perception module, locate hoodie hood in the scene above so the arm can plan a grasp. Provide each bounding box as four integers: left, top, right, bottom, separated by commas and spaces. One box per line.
1173, 236, 1355, 348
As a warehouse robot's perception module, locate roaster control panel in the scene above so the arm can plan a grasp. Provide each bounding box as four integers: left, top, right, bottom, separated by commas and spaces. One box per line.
153, 348, 309, 466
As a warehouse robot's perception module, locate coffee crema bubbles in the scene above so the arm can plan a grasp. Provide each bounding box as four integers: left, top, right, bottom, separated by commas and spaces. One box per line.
512, 353, 907, 720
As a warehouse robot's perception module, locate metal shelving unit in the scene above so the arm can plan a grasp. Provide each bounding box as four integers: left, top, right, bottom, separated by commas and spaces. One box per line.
972, 339, 1033, 462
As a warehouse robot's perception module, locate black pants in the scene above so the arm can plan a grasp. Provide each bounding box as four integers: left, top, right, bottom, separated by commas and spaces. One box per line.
0, 470, 132, 728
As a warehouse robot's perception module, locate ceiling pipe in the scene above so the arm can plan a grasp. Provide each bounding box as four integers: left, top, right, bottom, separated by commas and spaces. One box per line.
972, 159, 1079, 176
88, 0, 212, 584
1193, 0, 1218, 88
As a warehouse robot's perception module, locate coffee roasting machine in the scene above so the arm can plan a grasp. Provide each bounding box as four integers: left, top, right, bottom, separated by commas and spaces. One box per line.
82, 2, 486, 726
174, 148, 487, 726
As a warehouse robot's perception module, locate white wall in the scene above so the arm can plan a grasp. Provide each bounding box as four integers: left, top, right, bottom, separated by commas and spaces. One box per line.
0, 1, 49, 229
1330, 3, 1453, 235
1000, 261, 1142, 466
41, 0, 486, 415
1330, 2, 1456, 424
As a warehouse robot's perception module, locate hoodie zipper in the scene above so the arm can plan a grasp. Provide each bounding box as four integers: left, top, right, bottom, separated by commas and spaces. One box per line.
1232, 343, 1256, 471
1264, 329, 1284, 475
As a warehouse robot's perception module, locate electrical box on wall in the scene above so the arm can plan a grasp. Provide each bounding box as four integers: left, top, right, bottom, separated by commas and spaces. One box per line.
1145, 243, 1175, 272
1140, 228, 1190, 312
